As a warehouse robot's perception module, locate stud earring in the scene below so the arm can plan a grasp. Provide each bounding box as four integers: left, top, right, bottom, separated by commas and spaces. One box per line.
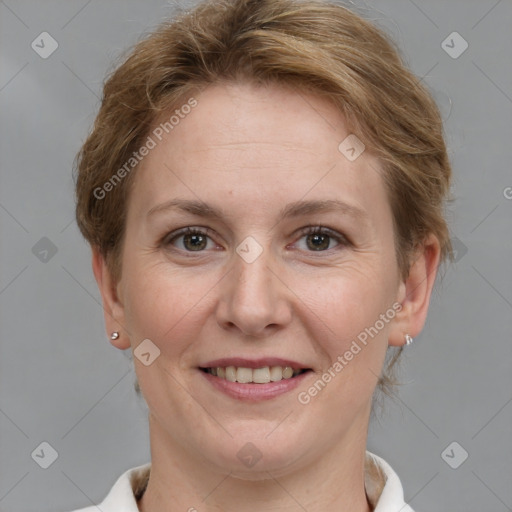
110, 332, 120, 340
405, 334, 413, 346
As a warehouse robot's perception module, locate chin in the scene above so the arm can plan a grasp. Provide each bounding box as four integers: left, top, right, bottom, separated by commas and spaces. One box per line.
201, 434, 308, 478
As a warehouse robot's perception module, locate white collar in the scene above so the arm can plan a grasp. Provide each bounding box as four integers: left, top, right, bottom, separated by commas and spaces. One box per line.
71, 451, 413, 512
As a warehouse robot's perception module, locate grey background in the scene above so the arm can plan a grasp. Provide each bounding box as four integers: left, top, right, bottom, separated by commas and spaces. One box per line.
0, 0, 511, 511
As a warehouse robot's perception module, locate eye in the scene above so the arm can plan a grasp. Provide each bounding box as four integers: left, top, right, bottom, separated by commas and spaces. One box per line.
164, 227, 218, 252
294, 226, 348, 252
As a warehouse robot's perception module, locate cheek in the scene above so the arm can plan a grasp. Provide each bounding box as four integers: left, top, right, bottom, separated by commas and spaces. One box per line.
121, 258, 219, 352
292, 260, 395, 366
315, 260, 393, 322
293, 273, 394, 413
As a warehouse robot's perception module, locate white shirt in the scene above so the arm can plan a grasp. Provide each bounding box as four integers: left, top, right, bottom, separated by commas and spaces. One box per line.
69, 451, 414, 512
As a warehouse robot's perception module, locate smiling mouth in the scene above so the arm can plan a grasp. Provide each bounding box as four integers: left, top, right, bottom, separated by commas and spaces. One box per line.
199, 366, 311, 384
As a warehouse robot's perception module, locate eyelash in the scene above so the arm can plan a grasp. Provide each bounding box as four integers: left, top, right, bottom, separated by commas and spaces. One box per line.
161, 226, 350, 254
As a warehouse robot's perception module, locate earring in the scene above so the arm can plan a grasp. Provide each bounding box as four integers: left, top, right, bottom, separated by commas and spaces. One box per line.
405, 334, 413, 346
110, 331, 120, 340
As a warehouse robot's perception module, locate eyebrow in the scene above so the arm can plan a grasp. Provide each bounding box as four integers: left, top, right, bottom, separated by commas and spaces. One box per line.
147, 198, 369, 225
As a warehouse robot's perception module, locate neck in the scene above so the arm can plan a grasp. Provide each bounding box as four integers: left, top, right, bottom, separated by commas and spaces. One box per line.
138, 411, 373, 512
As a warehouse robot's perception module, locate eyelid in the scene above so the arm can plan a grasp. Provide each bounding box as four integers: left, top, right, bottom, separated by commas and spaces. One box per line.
161, 226, 221, 249
161, 225, 350, 253
293, 225, 351, 248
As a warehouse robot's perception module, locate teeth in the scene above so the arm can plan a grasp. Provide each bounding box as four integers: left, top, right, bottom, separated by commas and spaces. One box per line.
236, 367, 252, 383
206, 365, 304, 384
253, 367, 270, 383
269, 366, 283, 381
225, 366, 237, 382
282, 366, 294, 379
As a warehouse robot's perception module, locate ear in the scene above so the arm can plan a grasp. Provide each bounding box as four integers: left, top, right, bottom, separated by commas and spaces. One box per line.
91, 247, 130, 350
388, 233, 441, 347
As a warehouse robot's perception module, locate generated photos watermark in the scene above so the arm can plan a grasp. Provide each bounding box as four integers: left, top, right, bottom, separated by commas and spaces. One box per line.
93, 97, 198, 200
297, 301, 402, 404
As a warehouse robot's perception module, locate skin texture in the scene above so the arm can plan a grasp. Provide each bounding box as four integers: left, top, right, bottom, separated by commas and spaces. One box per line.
93, 82, 440, 512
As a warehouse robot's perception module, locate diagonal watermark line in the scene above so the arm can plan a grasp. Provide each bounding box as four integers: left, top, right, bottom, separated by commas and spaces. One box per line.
471, 265, 512, 309
0, 407, 29, 438
201, 471, 233, 502
61, 470, 106, 512
139, 276, 237, 438
469, 204, 499, 233
265, 471, 309, 511
471, 0, 503, 29
420, 61, 440, 81
365, 158, 385, 181
0, 202, 29, 232
267, 163, 338, 234
60, 265, 103, 309
265, 265, 339, 338
60, 217, 75, 233
163, 163, 208, 207
265, 410, 294, 438
161, 267, 233, 339
61, 0, 92, 29
472, 470, 511, 509
406, 0, 439, 28
389, 243, 450, 310
0, 62, 28, 92
294, 85, 337, 131
0, 472, 29, 503
367, 365, 440, 440
270, 247, 434, 351
61, 61, 100, 100
472, 61, 512, 105
413, 61, 439, 88
396, 394, 439, 438
61, 368, 132, 439
159, 364, 234, 438
285, 162, 337, 205
145, 289, 237, 437
0, 0, 29, 28
401, 472, 439, 510
472, 393, 512, 439
0, 265, 28, 296
60, 265, 132, 335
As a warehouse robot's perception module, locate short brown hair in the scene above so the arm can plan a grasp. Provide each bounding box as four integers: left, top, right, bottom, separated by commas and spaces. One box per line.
74, 0, 453, 396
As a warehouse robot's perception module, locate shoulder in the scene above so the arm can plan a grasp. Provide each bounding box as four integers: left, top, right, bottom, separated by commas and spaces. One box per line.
66, 462, 151, 512
365, 451, 415, 512
67, 454, 413, 512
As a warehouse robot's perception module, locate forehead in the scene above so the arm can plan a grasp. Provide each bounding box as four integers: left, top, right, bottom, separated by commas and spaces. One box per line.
128, 82, 390, 224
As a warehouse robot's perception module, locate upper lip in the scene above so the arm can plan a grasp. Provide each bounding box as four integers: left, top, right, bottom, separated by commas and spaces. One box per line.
199, 358, 311, 370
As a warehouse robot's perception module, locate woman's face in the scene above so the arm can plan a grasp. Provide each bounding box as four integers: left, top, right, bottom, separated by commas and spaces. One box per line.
99, 82, 429, 476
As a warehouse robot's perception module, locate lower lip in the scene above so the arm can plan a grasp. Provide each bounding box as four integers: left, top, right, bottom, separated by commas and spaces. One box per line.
199, 369, 311, 401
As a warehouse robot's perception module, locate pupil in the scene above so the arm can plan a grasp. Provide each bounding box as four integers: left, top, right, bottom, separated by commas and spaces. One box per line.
307, 233, 329, 251
185, 234, 206, 251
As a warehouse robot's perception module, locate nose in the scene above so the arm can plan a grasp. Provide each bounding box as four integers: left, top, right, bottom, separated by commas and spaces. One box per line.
215, 250, 293, 338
